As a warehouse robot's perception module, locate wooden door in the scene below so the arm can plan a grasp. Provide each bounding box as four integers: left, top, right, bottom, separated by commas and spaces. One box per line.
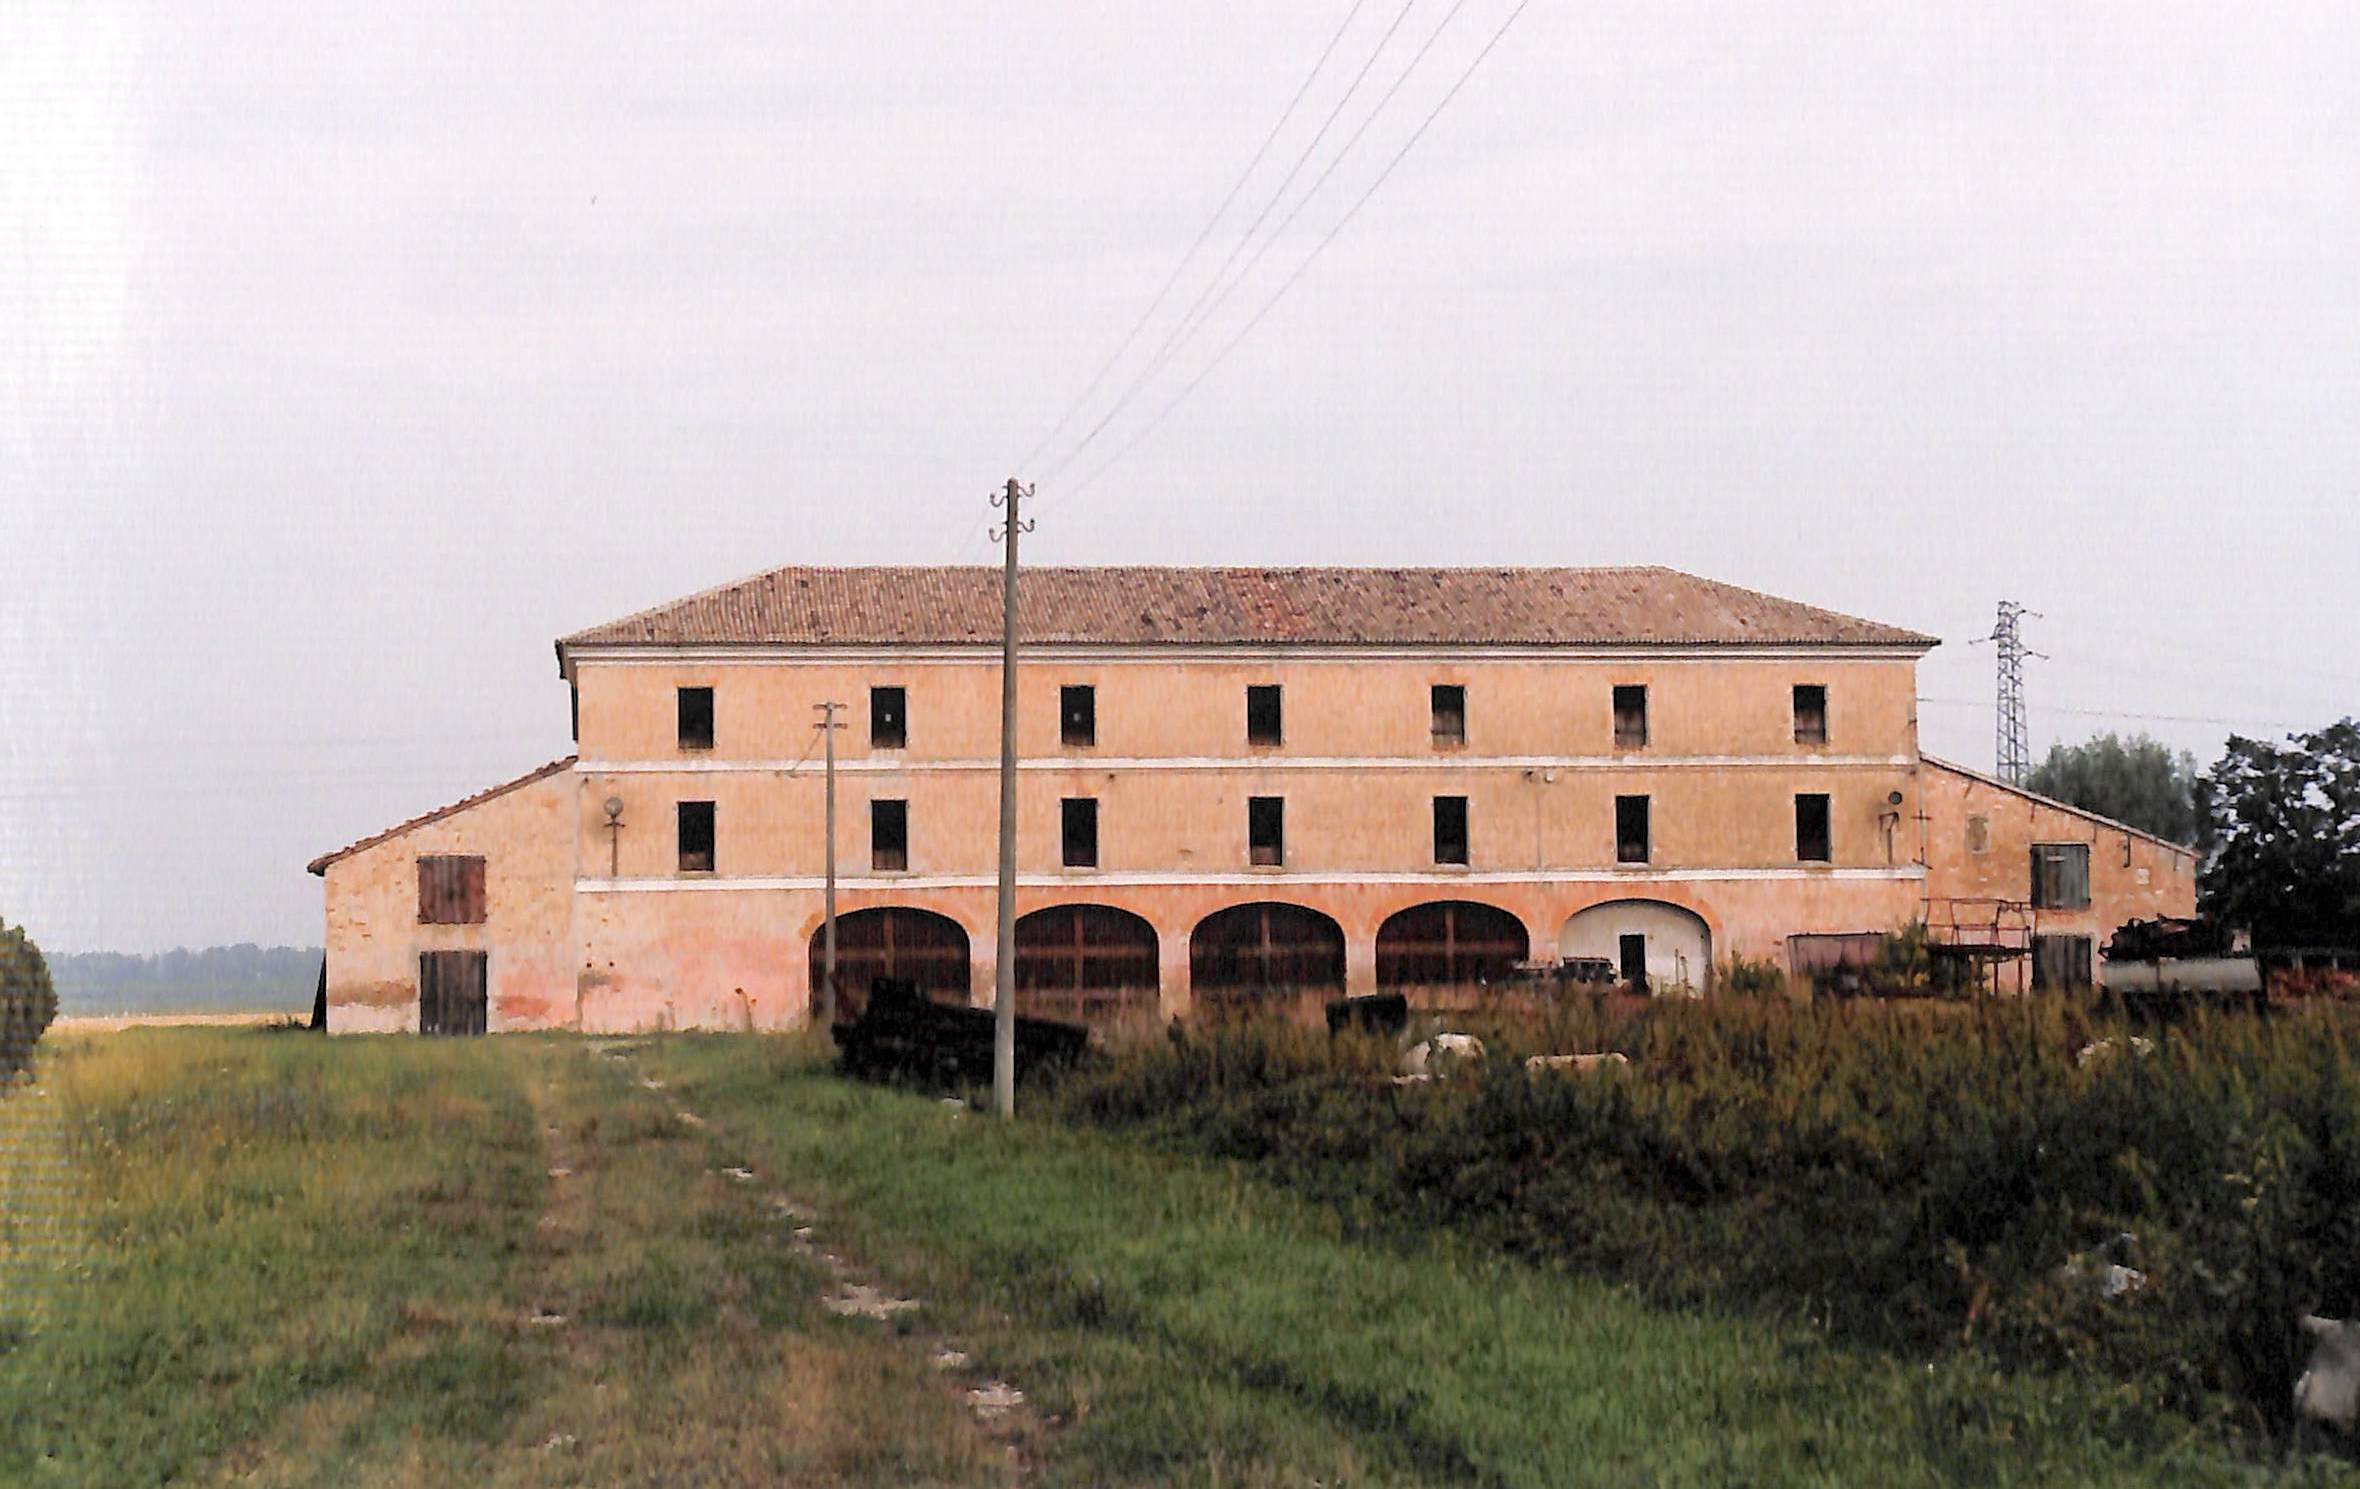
420, 950, 488, 1035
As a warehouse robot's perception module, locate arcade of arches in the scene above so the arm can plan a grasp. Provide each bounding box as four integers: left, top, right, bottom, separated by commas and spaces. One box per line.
808, 896, 1716, 1021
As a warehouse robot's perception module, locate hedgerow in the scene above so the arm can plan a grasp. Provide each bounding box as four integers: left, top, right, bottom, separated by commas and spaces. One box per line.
1044, 996, 2360, 1446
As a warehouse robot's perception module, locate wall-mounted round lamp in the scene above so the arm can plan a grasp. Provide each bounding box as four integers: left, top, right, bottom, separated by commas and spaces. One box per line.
603, 796, 625, 824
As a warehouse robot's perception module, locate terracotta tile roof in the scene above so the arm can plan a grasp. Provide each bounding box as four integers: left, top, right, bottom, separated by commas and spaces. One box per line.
560, 567, 1935, 651
306, 757, 576, 876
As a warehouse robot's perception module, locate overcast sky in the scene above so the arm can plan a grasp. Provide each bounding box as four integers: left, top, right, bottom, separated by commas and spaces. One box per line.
5, 2, 2356, 953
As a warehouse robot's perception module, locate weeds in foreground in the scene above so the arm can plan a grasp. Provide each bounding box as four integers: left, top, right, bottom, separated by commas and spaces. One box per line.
1044, 996, 2360, 1450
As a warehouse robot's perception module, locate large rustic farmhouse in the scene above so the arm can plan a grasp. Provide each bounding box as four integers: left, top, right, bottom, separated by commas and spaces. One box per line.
308, 566, 2195, 1033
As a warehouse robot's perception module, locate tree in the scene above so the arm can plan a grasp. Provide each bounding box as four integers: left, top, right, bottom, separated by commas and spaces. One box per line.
2195, 719, 2360, 949
2024, 731, 2199, 845
1, 917, 58, 1079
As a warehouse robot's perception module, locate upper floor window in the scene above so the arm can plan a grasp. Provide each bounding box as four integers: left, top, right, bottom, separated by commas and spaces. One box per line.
1795, 793, 1832, 862
1062, 797, 1098, 868
1061, 685, 1096, 748
677, 686, 714, 751
677, 801, 715, 873
1431, 685, 1466, 748
871, 799, 909, 872
1247, 685, 1283, 747
1793, 684, 1828, 745
870, 686, 906, 749
1249, 795, 1285, 866
1615, 794, 1650, 864
1433, 795, 1469, 865
1612, 685, 1648, 749
2031, 843, 2090, 909
417, 855, 486, 924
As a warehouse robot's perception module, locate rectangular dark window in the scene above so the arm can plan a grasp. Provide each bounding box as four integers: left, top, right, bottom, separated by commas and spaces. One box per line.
871, 799, 909, 872
418, 950, 488, 1036
677, 686, 715, 750
1247, 685, 1283, 747
1796, 793, 1832, 862
870, 686, 906, 749
1793, 684, 1828, 745
1615, 794, 1650, 864
1061, 685, 1096, 748
2032, 934, 2094, 991
1061, 797, 1098, 868
677, 800, 715, 873
416, 855, 486, 924
1249, 796, 1285, 866
1613, 685, 1648, 748
1433, 795, 1469, 865
2031, 843, 2091, 909
1431, 685, 1466, 748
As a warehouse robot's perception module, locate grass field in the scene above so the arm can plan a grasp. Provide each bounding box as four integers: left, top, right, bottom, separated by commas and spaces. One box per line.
2, 1028, 2354, 1486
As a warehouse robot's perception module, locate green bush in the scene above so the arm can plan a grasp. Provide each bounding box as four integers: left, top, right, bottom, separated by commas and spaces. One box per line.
0, 918, 58, 1080
1043, 997, 2360, 1449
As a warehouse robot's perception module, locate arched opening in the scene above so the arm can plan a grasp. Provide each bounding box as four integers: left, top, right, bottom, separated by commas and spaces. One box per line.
1559, 900, 1711, 994
813, 907, 970, 1019
1376, 901, 1529, 988
1190, 902, 1346, 1014
1013, 904, 1160, 1025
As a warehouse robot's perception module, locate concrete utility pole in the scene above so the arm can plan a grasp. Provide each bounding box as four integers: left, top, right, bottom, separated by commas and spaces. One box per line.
990, 477, 1032, 1119
815, 701, 845, 1029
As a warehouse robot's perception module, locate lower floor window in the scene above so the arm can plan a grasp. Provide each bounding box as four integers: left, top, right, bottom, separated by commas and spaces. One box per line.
2032, 934, 2092, 991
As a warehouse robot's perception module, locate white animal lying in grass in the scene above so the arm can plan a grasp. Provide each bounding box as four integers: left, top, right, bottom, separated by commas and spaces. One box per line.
2297, 1315, 2360, 1432
2050, 1232, 2146, 1300
2074, 1036, 2156, 1068
1397, 1033, 1485, 1080
1525, 1052, 1631, 1074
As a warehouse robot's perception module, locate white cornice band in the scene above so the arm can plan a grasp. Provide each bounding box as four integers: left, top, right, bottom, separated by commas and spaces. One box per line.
578, 866, 1928, 893
575, 754, 1916, 776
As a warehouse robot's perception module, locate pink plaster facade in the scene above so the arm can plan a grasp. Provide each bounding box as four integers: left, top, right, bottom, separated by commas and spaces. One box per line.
1917, 756, 2197, 983
310, 572, 2193, 1032
313, 763, 577, 1034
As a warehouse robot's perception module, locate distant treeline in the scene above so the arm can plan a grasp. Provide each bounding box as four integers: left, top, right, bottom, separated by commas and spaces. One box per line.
49, 944, 322, 1015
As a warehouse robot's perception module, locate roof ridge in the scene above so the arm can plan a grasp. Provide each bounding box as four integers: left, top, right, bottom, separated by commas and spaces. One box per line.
556, 566, 1940, 651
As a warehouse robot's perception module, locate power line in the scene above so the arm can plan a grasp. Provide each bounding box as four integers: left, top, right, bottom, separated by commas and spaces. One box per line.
1126, 0, 1479, 410
1007, 0, 1374, 481
1915, 696, 2305, 733
1036, 0, 1425, 488
1043, 0, 1532, 513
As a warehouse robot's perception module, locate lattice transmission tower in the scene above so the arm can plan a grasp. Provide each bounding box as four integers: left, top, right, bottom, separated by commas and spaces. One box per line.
1983, 600, 2043, 783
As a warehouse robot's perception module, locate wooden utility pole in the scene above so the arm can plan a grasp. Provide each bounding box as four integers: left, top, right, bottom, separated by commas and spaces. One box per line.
815, 701, 845, 1029
990, 477, 1032, 1118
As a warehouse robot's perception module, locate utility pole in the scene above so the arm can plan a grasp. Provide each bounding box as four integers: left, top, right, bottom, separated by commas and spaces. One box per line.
990, 477, 1032, 1119
815, 701, 845, 1029
1982, 601, 2044, 784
